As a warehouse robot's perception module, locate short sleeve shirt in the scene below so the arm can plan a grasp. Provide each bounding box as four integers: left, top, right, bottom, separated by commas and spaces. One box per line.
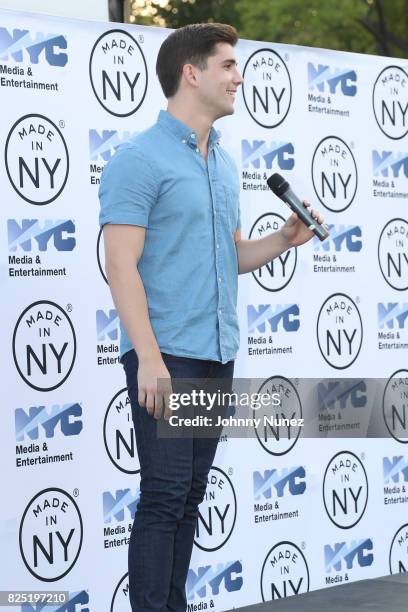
99, 110, 241, 363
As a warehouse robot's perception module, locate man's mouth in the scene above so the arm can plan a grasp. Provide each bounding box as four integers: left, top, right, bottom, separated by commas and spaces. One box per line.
226, 89, 236, 96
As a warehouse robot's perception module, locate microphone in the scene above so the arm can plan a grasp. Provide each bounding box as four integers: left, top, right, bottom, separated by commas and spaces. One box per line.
267, 173, 329, 242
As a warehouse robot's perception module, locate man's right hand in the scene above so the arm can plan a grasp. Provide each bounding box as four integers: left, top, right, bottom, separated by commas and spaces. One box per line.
137, 353, 173, 420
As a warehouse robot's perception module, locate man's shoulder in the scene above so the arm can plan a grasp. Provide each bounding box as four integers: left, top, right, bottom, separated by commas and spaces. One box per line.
117, 123, 160, 158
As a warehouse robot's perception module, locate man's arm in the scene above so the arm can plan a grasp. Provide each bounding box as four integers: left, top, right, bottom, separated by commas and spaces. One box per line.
103, 224, 171, 419
235, 203, 324, 274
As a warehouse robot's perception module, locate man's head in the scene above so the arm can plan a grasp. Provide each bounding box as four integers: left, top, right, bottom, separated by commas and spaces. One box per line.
156, 23, 243, 119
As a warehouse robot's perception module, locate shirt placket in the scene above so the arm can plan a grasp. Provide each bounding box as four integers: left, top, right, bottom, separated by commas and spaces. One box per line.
207, 146, 227, 362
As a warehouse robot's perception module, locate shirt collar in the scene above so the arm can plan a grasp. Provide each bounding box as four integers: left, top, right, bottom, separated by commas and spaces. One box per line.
157, 110, 220, 150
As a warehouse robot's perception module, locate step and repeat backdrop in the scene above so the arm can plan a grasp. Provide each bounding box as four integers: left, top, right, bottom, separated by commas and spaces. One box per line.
0, 7, 408, 612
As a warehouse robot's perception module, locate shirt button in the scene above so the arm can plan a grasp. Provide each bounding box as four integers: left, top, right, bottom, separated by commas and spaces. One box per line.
219, 308, 222, 314
182, 139, 186, 143
218, 277, 222, 283
216, 243, 220, 249
196, 147, 199, 152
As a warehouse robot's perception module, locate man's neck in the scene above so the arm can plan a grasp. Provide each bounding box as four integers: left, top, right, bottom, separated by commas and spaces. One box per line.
166, 102, 213, 158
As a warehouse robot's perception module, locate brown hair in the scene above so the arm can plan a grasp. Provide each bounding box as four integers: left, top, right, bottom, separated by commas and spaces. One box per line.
156, 23, 238, 98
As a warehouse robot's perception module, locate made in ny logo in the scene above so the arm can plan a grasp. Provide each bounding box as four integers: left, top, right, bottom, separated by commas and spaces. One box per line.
242, 48, 291, 128
389, 524, 408, 573
316, 293, 363, 370
324, 538, 373, 573
15, 403, 83, 442
373, 65, 408, 140
378, 219, 408, 292
241, 139, 294, 170
249, 214, 297, 292
19, 487, 83, 581
322, 451, 368, 529
313, 225, 362, 253
0, 27, 67, 66
253, 466, 306, 500
97, 228, 108, 284
12, 300, 76, 392
89, 29, 148, 117
260, 542, 309, 601
7, 219, 76, 252
194, 466, 237, 552
311, 136, 357, 213
308, 62, 357, 96
111, 573, 130, 611
186, 561, 243, 601
103, 388, 139, 474
5, 114, 69, 205
254, 376, 303, 456
89, 128, 135, 162
383, 369, 408, 444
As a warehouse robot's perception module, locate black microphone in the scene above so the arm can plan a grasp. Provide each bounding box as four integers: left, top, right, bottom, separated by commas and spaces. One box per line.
267, 173, 329, 242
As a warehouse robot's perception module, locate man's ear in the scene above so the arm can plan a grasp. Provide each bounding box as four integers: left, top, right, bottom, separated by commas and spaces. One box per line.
182, 63, 200, 88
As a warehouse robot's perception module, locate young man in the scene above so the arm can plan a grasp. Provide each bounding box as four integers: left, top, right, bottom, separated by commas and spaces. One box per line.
99, 23, 323, 612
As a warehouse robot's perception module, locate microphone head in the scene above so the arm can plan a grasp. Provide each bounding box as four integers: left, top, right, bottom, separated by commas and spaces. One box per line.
267, 173, 289, 197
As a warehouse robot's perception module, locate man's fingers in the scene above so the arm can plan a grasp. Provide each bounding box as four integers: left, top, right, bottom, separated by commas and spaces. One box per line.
145, 391, 155, 416
303, 201, 324, 225
138, 389, 146, 407
153, 393, 163, 420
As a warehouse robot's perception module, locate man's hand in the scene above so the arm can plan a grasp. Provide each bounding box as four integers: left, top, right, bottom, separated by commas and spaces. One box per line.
137, 354, 173, 420
279, 200, 325, 248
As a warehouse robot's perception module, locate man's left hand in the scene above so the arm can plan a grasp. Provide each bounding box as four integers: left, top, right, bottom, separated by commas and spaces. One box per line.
279, 200, 325, 248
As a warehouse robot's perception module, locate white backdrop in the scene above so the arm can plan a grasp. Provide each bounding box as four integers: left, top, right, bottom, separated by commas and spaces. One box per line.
1, 8, 408, 612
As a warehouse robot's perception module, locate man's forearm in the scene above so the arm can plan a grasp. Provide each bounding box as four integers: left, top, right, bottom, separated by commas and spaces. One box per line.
105, 260, 161, 360
236, 229, 291, 274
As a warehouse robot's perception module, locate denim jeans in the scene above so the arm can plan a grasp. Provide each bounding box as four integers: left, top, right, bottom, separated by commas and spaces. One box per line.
121, 349, 234, 612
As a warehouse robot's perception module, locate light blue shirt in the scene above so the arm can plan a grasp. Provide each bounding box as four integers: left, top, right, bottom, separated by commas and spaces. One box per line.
99, 110, 241, 363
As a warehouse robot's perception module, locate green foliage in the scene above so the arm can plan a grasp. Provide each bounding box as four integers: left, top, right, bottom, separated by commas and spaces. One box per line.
137, 0, 408, 57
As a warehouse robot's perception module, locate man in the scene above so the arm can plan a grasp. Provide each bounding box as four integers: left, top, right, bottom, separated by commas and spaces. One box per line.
99, 23, 323, 612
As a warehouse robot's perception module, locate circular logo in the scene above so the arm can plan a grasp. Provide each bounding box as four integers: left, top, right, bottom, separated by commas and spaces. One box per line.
97, 228, 108, 284
311, 136, 357, 213
378, 219, 408, 291
254, 376, 302, 456
323, 451, 368, 529
249, 214, 297, 291
389, 523, 408, 573
89, 29, 148, 117
260, 541, 309, 602
13, 300, 76, 392
111, 572, 129, 612
19, 488, 83, 582
5, 114, 69, 205
194, 466, 236, 552
104, 388, 140, 473
373, 66, 408, 140
317, 293, 363, 370
242, 48, 292, 128
383, 369, 408, 443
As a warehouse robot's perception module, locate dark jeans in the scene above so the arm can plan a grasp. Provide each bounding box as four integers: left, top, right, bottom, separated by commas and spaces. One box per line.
121, 349, 234, 612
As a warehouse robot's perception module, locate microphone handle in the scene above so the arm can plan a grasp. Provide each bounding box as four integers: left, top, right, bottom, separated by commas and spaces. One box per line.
281, 187, 329, 242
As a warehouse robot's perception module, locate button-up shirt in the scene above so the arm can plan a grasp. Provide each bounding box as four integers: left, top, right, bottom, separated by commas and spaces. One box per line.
99, 110, 241, 363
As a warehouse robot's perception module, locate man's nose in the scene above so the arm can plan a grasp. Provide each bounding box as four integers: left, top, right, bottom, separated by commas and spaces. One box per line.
234, 69, 244, 86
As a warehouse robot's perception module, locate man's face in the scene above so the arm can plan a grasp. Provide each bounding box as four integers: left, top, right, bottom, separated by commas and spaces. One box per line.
195, 42, 243, 120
